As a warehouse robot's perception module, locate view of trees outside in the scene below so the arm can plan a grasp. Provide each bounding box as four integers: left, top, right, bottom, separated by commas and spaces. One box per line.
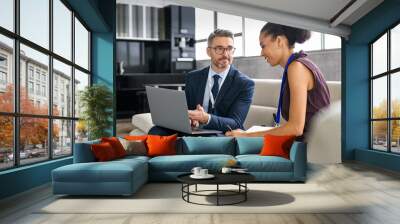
0, 85, 63, 168
0, 0, 90, 170
372, 99, 400, 152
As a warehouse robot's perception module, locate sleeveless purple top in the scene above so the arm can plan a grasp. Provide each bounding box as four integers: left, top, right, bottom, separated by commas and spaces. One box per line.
281, 51, 331, 141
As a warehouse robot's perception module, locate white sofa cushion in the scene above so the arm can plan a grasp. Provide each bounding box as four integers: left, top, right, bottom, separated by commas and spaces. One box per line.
131, 113, 154, 134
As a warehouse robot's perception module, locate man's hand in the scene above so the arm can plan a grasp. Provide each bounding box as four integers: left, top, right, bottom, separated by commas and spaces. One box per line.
191, 119, 199, 127
188, 104, 209, 124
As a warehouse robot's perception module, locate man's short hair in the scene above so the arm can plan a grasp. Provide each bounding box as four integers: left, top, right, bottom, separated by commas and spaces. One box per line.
207, 29, 234, 46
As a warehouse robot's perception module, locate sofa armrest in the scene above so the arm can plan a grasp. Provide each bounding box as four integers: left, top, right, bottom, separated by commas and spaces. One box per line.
289, 141, 307, 181
73, 140, 100, 163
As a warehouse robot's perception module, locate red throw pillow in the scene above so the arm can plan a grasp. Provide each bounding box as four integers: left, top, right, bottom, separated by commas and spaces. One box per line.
146, 134, 177, 157
101, 137, 127, 158
91, 142, 117, 161
259, 134, 296, 159
125, 135, 148, 141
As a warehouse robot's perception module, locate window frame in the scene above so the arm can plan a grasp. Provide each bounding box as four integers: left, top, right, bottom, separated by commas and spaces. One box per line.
194, 10, 341, 60
369, 19, 400, 154
0, 0, 92, 171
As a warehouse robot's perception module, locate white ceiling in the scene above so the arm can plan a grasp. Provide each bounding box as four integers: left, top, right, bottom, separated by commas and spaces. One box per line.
171, 0, 384, 38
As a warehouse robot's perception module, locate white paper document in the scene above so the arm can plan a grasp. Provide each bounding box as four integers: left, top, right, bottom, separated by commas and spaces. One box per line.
246, 125, 274, 133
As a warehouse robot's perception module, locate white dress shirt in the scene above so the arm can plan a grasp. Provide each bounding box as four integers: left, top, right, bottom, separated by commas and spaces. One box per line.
202, 65, 230, 112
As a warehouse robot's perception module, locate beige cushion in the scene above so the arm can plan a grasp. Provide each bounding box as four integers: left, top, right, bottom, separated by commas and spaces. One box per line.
244, 105, 276, 130
119, 138, 147, 156
131, 113, 154, 133
252, 79, 281, 107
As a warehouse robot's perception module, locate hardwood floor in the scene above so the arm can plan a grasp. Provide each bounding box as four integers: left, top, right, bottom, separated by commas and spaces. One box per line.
1, 162, 400, 224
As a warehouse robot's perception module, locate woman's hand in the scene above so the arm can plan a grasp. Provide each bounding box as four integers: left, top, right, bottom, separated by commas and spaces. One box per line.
225, 129, 247, 137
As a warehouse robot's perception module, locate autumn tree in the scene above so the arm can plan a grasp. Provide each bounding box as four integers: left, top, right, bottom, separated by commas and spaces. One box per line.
0, 84, 60, 151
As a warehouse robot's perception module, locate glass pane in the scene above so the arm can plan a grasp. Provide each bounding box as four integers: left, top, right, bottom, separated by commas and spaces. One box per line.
234, 36, 243, 57
244, 18, 265, 56
53, 119, 72, 158
0, 116, 13, 170
53, 0, 72, 60
0, 35, 14, 112
295, 31, 321, 52
372, 33, 387, 76
75, 120, 88, 143
391, 24, 400, 70
372, 76, 387, 119
392, 72, 400, 118
372, 121, 388, 151
116, 4, 129, 38
145, 7, 158, 39
217, 12, 242, 34
20, 0, 49, 49
324, 34, 341, 49
132, 5, 143, 38
75, 18, 89, 70
195, 8, 214, 40
74, 69, 89, 118
20, 44, 49, 115
53, 59, 72, 117
195, 41, 208, 60
392, 120, 400, 153
0, 0, 14, 31
20, 117, 49, 165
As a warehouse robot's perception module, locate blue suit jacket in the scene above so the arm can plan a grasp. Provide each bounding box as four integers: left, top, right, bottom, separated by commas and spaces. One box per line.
185, 66, 255, 132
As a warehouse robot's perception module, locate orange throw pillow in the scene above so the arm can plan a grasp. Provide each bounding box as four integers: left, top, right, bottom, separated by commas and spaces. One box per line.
146, 134, 177, 157
91, 142, 117, 161
259, 134, 296, 159
101, 137, 127, 158
125, 135, 148, 141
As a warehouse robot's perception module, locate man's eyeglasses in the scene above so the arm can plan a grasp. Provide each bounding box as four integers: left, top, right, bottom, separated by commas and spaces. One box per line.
208, 46, 236, 55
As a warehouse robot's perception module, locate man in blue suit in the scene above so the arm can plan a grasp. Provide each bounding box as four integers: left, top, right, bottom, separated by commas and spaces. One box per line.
149, 29, 254, 135
186, 29, 254, 133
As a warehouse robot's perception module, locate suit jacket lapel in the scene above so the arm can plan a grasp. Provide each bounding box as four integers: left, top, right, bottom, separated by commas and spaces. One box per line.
215, 66, 235, 107
197, 67, 209, 105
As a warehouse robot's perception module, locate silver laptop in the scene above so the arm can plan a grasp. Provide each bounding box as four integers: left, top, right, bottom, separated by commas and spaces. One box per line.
145, 86, 222, 135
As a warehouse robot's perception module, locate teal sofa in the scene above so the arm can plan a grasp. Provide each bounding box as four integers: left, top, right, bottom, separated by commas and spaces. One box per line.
52, 137, 307, 196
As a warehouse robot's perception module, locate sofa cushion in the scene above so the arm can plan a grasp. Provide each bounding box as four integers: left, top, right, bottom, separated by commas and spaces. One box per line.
52, 158, 147, 183
148, 154, 235, 172
73, 140, 100, 163
147, 134, 177, 157
91, 142, 118, 161
244, 105, 276, 129
180, 137, 235, 155
131, 113, 154, 133
260, 134, 295, 159
236, 155, 293, 172
101, 137, 127, 158
119, 138, 147, 156
236, 137, 263, 155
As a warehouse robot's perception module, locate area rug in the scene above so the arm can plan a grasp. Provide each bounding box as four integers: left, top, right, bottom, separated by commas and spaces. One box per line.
37, 183, 362, 214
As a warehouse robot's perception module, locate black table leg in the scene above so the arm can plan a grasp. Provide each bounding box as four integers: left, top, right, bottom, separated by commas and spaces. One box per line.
217, 184, 219, 206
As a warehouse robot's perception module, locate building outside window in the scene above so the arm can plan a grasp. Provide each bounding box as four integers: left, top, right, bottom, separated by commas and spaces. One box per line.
0, 0, 91, 170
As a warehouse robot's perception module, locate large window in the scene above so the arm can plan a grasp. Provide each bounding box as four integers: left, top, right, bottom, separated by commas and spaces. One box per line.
0, 0, 91, 171
370, 23, 400, 153
194, 9, 341, 60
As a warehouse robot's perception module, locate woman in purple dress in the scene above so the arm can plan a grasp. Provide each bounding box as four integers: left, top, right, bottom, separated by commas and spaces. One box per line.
226, 23, 330, 141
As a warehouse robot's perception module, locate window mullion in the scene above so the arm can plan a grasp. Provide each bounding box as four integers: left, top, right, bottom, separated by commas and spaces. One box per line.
14, 0, 21, 166
387, 30, 391, 152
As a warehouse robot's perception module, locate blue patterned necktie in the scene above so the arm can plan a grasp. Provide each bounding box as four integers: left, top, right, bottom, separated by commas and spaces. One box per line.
208, 74, 220, 114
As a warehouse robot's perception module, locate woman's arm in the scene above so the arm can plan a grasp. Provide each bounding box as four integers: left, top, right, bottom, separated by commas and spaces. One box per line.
226, 61, 314, 137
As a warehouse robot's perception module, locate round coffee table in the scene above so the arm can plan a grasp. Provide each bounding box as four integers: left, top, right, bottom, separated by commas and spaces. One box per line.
177, 172, 255, 206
